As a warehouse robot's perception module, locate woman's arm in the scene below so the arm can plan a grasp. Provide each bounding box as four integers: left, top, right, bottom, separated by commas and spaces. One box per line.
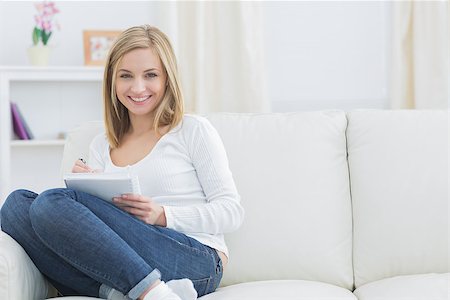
163, 117, 245, 234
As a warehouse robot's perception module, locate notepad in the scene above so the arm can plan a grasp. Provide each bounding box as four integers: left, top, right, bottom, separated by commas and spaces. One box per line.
63, 172, 141, 202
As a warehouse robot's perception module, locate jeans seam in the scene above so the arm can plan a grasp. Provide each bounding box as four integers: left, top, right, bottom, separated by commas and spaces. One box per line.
127, 269, 161, 300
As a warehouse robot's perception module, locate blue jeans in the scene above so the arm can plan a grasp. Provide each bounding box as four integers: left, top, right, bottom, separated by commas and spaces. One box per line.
0, 188, 223, 299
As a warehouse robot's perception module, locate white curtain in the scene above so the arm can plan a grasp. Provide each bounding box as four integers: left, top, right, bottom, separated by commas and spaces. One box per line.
390, 1, 449, 109
160, 1, 269, 114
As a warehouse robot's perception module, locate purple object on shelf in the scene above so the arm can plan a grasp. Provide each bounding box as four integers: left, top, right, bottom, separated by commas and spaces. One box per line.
16, 103, 34, 139
11, 102, 29, 140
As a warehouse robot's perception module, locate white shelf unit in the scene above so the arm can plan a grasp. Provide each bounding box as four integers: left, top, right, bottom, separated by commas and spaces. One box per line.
10, 139, 66, 147
0, 66, 104, 203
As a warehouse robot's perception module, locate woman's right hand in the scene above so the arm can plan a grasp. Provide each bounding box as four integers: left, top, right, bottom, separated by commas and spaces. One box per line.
71, 159, 93, 173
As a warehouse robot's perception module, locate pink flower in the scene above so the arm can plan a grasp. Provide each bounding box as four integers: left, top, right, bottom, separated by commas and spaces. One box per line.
42, 20, 52, 33
34, 1, 59, 30
32, 1, 60, 45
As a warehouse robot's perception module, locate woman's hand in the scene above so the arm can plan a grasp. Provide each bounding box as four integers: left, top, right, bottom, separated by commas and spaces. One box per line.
113, 194, 167, 226
71, 159, 93, 173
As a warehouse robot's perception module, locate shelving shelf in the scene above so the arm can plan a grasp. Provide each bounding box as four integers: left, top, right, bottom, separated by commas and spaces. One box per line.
0, 66, 104, 203
10, 139, 66, 147
0, 66, 104, 81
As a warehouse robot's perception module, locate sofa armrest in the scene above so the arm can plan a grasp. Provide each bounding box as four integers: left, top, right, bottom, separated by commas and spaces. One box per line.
0, 230, 58, 299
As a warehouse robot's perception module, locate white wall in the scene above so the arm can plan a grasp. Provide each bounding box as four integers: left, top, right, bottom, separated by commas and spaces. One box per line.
0, 1, 391, 111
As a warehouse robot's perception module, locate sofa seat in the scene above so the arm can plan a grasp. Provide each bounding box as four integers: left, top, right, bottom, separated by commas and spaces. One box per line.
49, 298, 99, 300
353, 273, 450, 300
47, 280, 357, 300
199, 280, 357, 300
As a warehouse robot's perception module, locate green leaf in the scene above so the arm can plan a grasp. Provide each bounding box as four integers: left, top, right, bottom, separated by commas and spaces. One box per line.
42, 31, 52, 46
32, 27, 41, 45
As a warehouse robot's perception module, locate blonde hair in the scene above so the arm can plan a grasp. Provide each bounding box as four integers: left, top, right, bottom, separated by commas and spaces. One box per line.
103, 25, 184, 148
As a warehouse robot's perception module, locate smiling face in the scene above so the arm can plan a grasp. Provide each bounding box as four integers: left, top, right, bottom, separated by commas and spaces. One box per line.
115, 47, 167, 122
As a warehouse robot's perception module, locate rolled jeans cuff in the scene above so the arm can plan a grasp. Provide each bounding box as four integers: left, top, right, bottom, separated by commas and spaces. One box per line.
127, 268, 161, 299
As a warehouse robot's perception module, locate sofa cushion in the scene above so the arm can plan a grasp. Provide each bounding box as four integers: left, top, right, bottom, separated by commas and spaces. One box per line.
207, 112, 353, 290
353, 273, 450, 300
0, 231, 57, 300
198, 280, 357, 300
347, 110, 449, 288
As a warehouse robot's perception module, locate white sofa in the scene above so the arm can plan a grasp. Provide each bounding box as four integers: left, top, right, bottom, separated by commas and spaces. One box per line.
0, 110, 448, 300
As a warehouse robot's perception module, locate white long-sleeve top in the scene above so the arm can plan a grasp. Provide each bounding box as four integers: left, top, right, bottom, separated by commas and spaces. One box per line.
88, 114, 244, 257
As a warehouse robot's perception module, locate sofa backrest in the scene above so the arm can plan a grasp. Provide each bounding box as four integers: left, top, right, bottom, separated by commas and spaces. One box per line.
207, 112, 353, 290
346, 110, 449, 288
60, 121, 104, 176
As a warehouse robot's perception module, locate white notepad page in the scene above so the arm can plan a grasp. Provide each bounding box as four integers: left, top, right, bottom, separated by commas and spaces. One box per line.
64, 171, 141, 202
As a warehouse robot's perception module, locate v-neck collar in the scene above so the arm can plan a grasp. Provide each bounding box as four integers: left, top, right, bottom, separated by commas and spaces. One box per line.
107, 121, 182, 169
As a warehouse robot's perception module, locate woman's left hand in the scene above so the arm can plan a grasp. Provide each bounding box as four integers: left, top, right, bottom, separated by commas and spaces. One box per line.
112, 194, 167, 226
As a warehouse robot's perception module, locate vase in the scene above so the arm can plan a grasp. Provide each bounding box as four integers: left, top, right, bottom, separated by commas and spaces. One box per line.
27, 45, 51, 66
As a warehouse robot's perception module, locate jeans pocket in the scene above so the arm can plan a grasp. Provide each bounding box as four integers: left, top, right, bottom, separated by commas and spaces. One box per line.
191, 276, 211, 298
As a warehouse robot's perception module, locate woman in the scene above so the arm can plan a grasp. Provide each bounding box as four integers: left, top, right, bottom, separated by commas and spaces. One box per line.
1, 25, 244, 300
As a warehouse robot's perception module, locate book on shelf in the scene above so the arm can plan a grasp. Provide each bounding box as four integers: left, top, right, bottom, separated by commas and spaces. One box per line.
10, 102, 31, 140
16, 104, 34, 139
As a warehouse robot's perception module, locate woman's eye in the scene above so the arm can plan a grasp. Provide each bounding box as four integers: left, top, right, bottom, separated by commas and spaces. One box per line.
146, 73, 157, 78
119, 74, 131, 78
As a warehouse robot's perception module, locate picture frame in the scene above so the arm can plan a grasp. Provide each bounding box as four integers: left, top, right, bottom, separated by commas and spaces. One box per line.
83, 30, 122, 66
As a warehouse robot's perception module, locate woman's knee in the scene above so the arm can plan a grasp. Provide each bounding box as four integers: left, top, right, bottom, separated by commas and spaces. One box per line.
29, 188, 67, 217
1, 189, 36, 221
1, 189, 37, 231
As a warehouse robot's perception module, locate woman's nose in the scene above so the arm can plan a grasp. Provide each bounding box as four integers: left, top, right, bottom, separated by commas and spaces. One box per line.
131, 78, 145, 93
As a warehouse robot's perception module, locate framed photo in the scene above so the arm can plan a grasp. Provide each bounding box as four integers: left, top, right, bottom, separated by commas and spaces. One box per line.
83, 30, 121, 66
